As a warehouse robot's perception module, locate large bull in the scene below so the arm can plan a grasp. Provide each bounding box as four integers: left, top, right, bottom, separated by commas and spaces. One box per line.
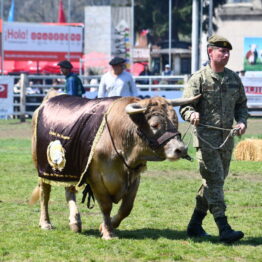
30, 92, 200, 239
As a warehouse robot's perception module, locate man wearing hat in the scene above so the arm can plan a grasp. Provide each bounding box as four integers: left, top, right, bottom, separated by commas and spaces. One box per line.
57, 60, 85, 97
162, 64, 172, 76
180, 35, 248, 243
98, 57, 137, 98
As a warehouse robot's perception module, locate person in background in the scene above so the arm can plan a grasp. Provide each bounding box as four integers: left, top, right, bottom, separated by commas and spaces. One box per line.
57, 60, 85, 97
180, 35, 248, 243
138, 64, 152, 85
162, 64, 172, 76
98, 57, 138, 98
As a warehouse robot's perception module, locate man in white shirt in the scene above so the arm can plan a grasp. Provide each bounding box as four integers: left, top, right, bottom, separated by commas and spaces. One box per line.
98, 57, 138, 98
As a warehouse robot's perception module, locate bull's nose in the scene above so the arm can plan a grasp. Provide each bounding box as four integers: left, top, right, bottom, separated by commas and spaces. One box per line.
164, 140, 188, 160
175, 145, 187, 157
175, 148, 182, 155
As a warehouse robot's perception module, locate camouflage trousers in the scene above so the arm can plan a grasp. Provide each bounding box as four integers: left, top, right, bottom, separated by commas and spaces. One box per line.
195, 147, 233, 218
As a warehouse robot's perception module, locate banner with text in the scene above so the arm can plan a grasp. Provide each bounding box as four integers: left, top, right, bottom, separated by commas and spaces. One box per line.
241, 77, 262, 109
3, 22, 83, 61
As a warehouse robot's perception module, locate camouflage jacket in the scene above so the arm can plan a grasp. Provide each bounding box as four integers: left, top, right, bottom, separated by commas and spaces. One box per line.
180, 65, 248, 149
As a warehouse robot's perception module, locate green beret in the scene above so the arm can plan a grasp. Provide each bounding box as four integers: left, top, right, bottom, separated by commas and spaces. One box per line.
207, 35, 232, 50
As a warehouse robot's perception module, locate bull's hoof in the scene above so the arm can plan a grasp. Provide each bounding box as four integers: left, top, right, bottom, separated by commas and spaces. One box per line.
99, 223, 117, 240
102, 234, 118, 240
39, 222, 53, 230
70, 223, 82, 233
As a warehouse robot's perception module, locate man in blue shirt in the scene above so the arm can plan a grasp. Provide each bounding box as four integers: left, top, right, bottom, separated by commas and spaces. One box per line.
57, 60, 85, 97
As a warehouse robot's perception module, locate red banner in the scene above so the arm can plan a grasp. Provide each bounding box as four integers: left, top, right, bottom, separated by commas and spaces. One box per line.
4, 51, 82, 61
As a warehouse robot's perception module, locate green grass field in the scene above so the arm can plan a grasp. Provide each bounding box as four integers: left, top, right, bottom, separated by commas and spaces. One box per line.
0, 119, 262, 262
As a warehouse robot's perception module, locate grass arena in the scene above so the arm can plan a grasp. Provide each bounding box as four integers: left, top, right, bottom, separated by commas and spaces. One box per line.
0, 118, 262, 262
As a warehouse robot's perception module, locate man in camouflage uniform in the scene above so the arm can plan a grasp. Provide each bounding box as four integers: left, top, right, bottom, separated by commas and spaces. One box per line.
180, 35, 248, 243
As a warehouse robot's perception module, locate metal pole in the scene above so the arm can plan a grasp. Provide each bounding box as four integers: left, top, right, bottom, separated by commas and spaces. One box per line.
130, 0, 134, 70
168, 0, 172, 68
208, 0, 213, 37
67, 0, 71, 61
199, 0, 203, 68
191, 0, 199, 73
20, 73, 27, 122
1, 0, 4, 75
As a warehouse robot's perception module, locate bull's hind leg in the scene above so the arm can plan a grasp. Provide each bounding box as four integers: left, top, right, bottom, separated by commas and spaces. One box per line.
39, 181, 53, 230
111, 177, 140, 229
65, 186, 82, 233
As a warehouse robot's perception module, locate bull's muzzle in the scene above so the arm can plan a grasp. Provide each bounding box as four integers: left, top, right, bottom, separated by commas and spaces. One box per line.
164, 138, 188, 161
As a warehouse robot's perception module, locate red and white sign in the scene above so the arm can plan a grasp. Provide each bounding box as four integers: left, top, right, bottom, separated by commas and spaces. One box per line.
242, 77, 262, 94
3, 22, 83, 61
241, 77, 262, 109
0, 76, 14, 119
244, 86, 262, 94
0, 84, 8, 98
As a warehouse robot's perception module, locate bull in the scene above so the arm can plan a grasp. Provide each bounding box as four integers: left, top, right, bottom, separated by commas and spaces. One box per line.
30, 92, 200, 239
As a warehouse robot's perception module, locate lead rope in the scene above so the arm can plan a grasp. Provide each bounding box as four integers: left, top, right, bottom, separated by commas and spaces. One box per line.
182, 122, 240, 151
182, 122, 193, 148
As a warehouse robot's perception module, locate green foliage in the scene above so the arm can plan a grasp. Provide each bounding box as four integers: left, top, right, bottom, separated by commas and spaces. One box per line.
135, 0, 227, 42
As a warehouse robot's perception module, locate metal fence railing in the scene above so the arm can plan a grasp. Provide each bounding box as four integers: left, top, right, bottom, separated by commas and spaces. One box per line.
8, 73, 262, 119
11, 74, 188, 118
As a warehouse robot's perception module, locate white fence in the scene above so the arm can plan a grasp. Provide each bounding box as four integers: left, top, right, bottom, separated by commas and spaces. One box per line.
1, 74, 262, 119
10, 74, 187, 119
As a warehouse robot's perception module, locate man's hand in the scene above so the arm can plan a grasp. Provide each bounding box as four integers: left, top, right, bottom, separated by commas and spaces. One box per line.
190, 112, 200, 126
234, 122, 246, 136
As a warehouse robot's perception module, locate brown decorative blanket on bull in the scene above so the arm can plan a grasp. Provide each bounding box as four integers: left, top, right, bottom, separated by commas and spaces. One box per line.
35, 94, 118, 188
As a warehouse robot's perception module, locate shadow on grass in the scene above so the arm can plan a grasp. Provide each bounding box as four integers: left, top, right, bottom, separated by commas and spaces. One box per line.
83, 228, 262, 246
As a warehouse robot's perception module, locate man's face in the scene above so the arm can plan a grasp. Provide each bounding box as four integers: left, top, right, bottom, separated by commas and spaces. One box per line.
209, 47, 230, 66
112, 63, 124, 75
60, 67, 71, 76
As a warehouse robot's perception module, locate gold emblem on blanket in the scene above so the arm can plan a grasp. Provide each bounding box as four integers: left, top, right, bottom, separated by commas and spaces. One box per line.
47, 140, 66, 171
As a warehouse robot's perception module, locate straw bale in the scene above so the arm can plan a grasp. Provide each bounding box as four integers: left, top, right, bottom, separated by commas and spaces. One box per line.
234, 139, 262, 161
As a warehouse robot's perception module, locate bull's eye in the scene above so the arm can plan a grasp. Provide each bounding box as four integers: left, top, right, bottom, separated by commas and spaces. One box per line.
151, 122, 160, 130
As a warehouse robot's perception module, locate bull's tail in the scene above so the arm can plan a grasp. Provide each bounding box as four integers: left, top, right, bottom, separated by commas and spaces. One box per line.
29, 185, 40, 205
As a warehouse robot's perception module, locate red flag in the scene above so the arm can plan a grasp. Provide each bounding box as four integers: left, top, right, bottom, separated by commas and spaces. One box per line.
58, 0, 66, 23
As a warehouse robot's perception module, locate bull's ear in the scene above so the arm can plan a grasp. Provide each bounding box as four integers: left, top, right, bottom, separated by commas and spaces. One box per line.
167, 94, 201, 106
125, 103, 147, 115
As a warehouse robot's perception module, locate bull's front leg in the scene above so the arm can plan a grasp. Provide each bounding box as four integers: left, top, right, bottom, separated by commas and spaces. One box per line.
94, 192, 115, 240
39, 181, 53, 230
111, 177, 140, 229
65, 186, 82, 233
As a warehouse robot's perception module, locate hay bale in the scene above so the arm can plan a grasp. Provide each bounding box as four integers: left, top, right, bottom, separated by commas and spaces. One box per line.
234, 139, 262, 161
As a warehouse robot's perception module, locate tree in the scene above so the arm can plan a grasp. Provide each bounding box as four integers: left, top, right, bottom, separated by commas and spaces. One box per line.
135, 0, 227, 44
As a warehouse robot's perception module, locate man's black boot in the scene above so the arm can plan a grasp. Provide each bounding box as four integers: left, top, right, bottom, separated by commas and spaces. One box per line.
215, 216, 244, 243
187, 209, 210, 237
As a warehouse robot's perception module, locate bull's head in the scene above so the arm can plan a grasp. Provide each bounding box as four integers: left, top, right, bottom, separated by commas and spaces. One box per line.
125, 95, 201, 161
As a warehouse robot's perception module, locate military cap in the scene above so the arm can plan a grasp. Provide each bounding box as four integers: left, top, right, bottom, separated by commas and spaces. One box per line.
207, 35, 232, 50
109, 57, 126, 66
57, 60, 73, 69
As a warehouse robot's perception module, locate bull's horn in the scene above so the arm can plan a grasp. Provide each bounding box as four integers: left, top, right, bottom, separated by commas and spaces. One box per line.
125, 103, 147, 115
167, 94, 201, 106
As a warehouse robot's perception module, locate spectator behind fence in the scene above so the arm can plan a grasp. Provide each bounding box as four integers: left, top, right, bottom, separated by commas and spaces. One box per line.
162, 64, 172, 76
98, 57, 138, 98
57, 60, 85, 97
137, 64, 152, 85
